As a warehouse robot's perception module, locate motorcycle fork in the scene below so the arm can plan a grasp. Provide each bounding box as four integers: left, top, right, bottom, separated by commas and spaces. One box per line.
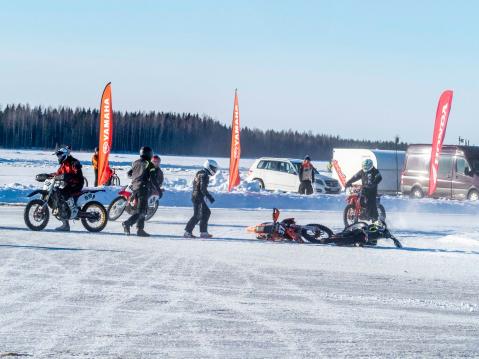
40, 193, 51, 211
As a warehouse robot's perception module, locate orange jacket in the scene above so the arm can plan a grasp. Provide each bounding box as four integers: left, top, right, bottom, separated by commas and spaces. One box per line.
92, 153, 98, 170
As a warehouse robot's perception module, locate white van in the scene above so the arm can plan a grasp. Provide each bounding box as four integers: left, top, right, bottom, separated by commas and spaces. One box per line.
331, 148, 405, 194
247, 157, 341, 194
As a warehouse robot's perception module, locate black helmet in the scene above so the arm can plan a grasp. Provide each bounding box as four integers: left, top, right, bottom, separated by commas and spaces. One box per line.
140, 146, 153, 161
304, 155, 311, 161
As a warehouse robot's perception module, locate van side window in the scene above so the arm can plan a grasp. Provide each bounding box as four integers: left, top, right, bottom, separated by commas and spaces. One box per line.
456, 157, 470, 175
257, 160, 266, 169
438, 155, 453, 177
406, 154, 429, 172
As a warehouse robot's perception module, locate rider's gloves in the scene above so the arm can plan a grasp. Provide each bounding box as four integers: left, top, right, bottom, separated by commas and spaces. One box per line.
207, 195, 215, 204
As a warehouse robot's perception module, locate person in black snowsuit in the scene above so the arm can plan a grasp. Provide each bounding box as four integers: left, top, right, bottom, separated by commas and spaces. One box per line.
345, 159, 382, 222
184, 159, 218, 238
298, 155, 315, 195
50, 146, 85, 232
122, 146, 157, 237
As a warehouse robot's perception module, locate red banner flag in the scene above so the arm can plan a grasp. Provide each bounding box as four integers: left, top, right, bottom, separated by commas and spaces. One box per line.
331, 160, 346, 188
428, 90, 453, 196
228, 89, 241, 192
98, 82, 113, 186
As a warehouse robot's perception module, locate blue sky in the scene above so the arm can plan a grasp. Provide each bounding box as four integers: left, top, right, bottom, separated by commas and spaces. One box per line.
1, 0, 478, 144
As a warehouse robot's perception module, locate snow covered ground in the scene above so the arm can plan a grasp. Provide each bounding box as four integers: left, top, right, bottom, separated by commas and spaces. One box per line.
1, 149, 479, 357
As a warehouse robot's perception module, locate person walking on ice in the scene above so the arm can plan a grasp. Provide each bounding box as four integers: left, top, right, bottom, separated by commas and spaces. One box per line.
184, 159, 218, 238
122, 146, 157, 237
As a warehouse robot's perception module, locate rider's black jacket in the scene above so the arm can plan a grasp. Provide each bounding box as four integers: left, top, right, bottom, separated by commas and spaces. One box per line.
192, 169, 214, 203
128, 159, 157, 192
345, 167, 382, 192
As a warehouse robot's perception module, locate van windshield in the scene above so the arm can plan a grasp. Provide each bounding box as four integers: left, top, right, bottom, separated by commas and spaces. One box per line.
471, 159, 479, 173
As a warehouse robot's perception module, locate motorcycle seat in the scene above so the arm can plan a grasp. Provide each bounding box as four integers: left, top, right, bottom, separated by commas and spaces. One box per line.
73, 189, 105, 197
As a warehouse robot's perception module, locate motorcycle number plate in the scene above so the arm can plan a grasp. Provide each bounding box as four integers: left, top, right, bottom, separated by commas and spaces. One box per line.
83, 193, 95, 201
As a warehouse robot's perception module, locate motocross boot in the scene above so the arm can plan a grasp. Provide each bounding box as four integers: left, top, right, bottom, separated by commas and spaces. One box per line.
137, 228, 150, 237
55, 220, 70, 232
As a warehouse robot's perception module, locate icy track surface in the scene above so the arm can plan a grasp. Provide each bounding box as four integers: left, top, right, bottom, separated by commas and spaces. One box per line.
1, 206, 479, 358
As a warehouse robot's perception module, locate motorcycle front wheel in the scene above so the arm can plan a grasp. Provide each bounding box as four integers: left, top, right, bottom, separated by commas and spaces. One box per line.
108, 196, 127, 221
378, 204, 386, 222
301, 224, 334, 244
24, 199, 50, 231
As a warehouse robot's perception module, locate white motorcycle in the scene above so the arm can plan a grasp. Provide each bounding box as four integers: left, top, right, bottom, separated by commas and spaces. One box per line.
24, 173, 108, 232
108, 184, 160, 221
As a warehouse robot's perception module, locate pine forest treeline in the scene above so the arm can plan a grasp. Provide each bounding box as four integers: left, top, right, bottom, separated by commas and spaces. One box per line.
0, 104, 406, 160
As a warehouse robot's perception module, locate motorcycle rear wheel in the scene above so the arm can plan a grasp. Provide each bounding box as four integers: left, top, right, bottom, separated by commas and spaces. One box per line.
81, 201, 108, 232
145, 201, 159, 221
343, 204, 358, 227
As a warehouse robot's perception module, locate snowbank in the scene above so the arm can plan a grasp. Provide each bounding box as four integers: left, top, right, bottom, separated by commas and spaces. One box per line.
3, 181, 479, 216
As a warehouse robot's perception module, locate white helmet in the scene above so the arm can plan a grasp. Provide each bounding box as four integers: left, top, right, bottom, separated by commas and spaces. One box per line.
53, 146, 71, 164
362, 158, 373, 172
203, 159, 219, 176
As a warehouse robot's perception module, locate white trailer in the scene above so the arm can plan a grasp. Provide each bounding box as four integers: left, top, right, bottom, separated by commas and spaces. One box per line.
331, 148, 405, 194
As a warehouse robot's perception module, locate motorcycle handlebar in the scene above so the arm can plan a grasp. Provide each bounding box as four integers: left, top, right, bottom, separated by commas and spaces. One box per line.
35, 173, 54, 182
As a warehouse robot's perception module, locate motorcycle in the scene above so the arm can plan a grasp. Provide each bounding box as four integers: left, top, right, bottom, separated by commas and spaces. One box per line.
343, 185, 386, 227
323, 221, 402, 248
108, 184, 160, 221
247, 208, 333, 244
24, 173, 108, 232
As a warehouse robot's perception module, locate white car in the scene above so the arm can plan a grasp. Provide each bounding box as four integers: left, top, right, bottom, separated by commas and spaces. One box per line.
247, 157, 341, 194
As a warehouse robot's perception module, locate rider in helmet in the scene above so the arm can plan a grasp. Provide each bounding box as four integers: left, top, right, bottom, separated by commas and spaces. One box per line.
51, 146, 85, 231
184, 159, 218, 238
122, 146, 156, 237
345, 158, 382, 223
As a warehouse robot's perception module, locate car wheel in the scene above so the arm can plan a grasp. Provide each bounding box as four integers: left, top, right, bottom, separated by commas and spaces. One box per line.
468, 190, 479, 201
410, 186, 424, 199
253, 178, 265, 190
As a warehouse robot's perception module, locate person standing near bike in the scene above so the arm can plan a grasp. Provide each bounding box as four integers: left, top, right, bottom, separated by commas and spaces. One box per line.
122, 146, 156, 237
345, 159, 382, 223
151, 155, 164, 198
184, 159, 218, 238
298, 155, 315, 195
92, 147, 99, 187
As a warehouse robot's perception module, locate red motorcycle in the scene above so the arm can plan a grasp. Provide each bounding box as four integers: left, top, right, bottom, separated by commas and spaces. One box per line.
343, 185, 386, 227
247, 208, 333, 244
108, 183, 160, 221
